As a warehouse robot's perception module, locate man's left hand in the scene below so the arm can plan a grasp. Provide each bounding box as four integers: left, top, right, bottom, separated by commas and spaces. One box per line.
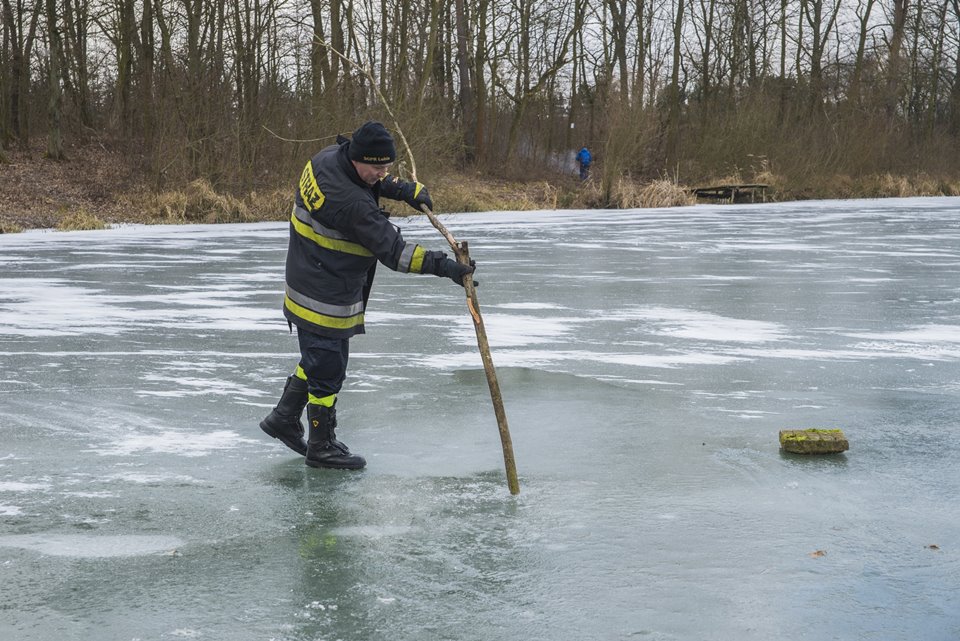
405, 182, 433, 212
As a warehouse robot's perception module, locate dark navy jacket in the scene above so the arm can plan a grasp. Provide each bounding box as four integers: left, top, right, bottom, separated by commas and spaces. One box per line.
283, 142, 430, 338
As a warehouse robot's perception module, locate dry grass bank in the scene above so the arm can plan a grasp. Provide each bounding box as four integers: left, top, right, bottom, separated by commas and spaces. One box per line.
3, 140, 960, 233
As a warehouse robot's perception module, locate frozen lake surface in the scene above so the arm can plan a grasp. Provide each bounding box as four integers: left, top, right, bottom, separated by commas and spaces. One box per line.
1, 198, 959, 640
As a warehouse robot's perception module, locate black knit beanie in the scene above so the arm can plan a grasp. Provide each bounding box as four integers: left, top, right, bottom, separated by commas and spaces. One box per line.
348, 121, 397, 164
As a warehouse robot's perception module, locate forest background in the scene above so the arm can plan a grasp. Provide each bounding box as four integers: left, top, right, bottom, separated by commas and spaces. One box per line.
2, 0, 960, 231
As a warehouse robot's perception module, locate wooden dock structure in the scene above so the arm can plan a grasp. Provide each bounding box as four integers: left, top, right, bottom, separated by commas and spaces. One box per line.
692, 183, 768, 203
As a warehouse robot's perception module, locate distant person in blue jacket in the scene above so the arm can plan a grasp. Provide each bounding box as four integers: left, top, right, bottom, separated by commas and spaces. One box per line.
576, 146, 592, 180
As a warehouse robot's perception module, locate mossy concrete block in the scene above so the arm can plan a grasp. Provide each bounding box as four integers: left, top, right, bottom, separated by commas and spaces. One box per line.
779, 429, 849, 454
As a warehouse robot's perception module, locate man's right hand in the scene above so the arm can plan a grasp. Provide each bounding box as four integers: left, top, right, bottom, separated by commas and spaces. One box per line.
440, 258, 476, 287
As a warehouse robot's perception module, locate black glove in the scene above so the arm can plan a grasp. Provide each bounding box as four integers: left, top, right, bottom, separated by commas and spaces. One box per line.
439, 258, 476, 287
425, 251, 476, 287
403, 182, 433, 212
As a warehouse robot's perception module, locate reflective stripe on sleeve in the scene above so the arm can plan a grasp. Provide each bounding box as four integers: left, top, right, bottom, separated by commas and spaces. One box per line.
410, 245, 426, 273
397, 243, 415, 272
397, 243, 427, 273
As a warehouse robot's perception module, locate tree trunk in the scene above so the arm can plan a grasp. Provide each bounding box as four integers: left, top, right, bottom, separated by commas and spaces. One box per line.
851, 0, 877, 107
666, 0, 685, 168
112, 0, 135, 131
472, 0, 488, 161
696, 0, 716, 103
801, 0, 841, 113
632, 0, 648, 107
950, 0, 960, 133
606, 0, 629, 99
454, 0, 475, 159
45, 0, 64, 159
2, 0, 41, 149
926, 0, 948, 133
328, 0, 343, 98
309, 0, 329, 117
779, 0, 788, 120
62, 0, 94, 129
566, 10, 579, 150
416, 0, 443, 112
885, 0, 908, 119
134, 0, 155, 146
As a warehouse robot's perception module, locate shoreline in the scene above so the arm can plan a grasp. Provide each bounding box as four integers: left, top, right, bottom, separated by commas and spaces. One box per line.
4, 141, 960, 233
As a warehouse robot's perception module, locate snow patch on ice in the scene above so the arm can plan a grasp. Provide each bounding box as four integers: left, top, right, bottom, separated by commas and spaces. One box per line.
0, 481, 52, 492
89, 430, 256, 457
610, 307, 787, 343
102, 472, 200, 484
844, 324, 960, 343
0, 534, 183, 557
491, 302, 567, 310
450, 313, 585, 347
0, 277, 277, 338
327, 525, 415, 538
418, 349, 742, 370
138, 374, 264, 398
62, 491, 117, 498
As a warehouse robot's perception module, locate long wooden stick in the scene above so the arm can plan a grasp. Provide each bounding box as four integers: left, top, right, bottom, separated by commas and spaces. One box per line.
422, 209, 520, 496
318, 38, 520, 495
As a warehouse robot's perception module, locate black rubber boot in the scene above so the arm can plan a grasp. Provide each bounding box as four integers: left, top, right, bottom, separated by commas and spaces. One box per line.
259, 376, 308, 456
305, 404, 366, 470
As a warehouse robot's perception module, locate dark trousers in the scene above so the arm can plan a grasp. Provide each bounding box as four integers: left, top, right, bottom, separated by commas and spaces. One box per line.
297, 329, 350, 401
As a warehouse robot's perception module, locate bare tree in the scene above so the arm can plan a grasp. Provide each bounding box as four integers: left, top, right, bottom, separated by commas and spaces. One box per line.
798, 0, 842, 110
1, 0, 41, 148
492, 0, 580, 158
61, 0, 94, 129
44, 0, 64, 158
950, 0, 960, 132
454, 0, 476, 157
850, 0, 878, 107
884, 0, 909, 118
666, 0, 685, 166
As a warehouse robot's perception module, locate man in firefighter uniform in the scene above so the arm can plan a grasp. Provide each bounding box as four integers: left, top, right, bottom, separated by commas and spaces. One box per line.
259, 121, 475, 469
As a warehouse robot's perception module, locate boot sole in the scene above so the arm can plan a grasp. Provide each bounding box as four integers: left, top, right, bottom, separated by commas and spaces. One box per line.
260, 420, 308, 456
305, 458, 366, 470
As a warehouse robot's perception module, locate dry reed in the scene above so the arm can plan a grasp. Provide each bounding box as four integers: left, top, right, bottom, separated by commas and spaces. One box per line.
636, 179, 696, 208
56, 210, 107, 231
134, 184, 300, 224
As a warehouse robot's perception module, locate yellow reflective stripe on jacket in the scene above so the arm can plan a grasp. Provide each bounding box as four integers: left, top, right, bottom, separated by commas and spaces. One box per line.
294, 365, 307, 381
284, 295, 364, 330
414, 182, 424, 198
289, 209, 373, 257
410, 245, 426, 273
285, 284, 364, 317
293, 204, 352, 240
299, 161, 325, 211
397, 243, 427, 273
